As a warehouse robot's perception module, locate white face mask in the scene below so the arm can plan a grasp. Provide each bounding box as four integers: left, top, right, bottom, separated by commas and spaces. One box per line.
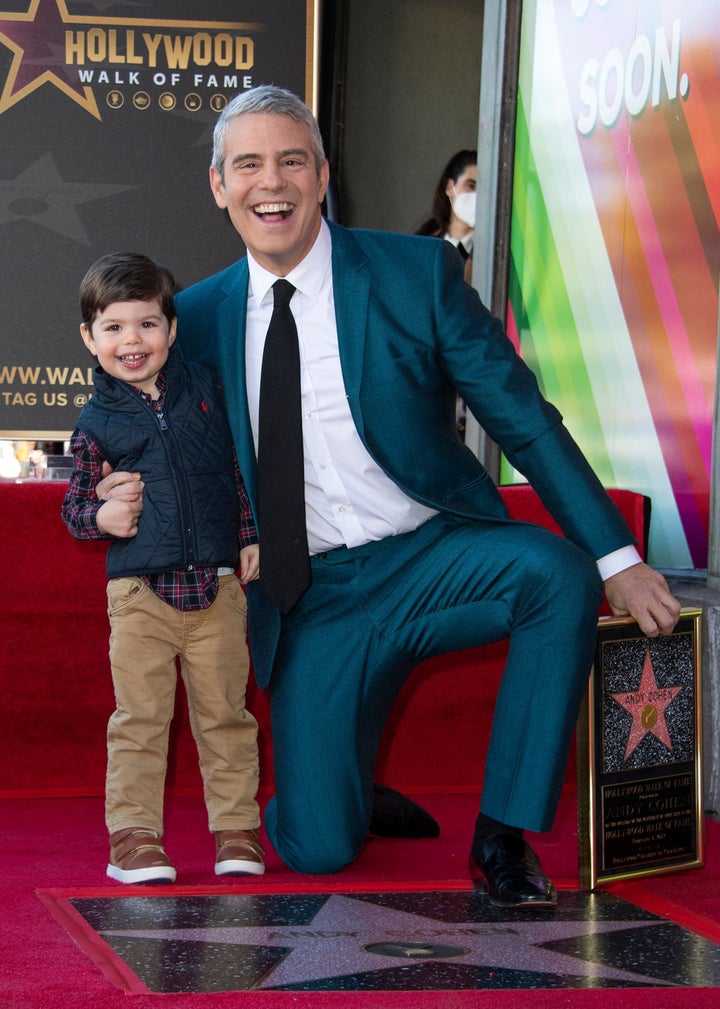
451, 189, 476, 228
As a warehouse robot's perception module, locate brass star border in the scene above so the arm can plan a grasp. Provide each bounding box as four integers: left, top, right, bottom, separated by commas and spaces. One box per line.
0, 0, 264, 118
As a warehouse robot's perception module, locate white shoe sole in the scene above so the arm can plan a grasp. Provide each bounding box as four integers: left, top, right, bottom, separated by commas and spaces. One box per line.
107, 862, 177, 884
215, 858, 265, 876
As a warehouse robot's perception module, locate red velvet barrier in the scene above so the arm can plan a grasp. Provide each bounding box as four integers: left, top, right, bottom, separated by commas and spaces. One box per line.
0, 481, 648, 796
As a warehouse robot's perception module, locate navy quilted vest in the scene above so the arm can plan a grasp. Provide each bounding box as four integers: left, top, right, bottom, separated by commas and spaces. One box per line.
77, 347, 240, 578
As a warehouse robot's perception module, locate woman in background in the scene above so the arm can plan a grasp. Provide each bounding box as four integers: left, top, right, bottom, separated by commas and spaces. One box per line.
416, 148, 477, 281
417, 149, 477, 436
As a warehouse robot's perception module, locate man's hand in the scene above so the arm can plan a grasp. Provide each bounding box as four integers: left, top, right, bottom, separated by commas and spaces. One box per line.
96, 462, 144, 502
239, 544, 259, 584
95, 463, 143, 537
96, 498, 142, 538
603, 562, 681, 637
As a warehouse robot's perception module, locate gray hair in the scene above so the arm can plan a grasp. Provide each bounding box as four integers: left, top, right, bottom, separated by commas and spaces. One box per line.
211, 85, 326, 179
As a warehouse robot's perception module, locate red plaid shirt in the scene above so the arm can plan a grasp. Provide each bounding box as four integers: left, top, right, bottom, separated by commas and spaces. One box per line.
62, 372, 257, 611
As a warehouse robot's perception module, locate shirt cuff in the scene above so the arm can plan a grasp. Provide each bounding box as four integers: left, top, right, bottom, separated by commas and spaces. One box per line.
79, 501, 106, 536
596, 545, 643, 581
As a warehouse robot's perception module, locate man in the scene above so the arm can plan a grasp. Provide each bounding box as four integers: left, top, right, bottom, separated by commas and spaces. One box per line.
101, 85, 680, 907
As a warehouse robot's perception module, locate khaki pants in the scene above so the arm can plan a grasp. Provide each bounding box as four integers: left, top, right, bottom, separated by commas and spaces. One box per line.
105, 574, 260, 836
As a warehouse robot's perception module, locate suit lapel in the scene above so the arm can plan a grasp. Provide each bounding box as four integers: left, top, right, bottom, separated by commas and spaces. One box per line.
328, 221, 370, 438
214, 261, 259, 504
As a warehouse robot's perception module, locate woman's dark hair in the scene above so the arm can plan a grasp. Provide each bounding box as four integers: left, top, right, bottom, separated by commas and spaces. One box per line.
416, 149, 477, 237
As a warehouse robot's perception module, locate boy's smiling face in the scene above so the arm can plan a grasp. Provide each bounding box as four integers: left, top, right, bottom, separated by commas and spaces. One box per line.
81, 296, 176, 397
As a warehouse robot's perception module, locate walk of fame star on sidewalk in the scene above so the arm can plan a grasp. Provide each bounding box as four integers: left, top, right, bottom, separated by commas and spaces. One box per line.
38, 886, 720, 993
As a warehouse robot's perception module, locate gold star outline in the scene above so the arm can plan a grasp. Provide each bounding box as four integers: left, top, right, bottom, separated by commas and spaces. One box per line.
0, 0, 264, 120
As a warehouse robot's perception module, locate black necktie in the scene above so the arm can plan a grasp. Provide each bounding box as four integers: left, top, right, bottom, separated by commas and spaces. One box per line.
257, 279, 311, 613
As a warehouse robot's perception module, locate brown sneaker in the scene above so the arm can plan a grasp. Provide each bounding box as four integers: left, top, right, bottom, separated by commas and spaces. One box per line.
214, 828, 265, 876
107, 827, 177, 884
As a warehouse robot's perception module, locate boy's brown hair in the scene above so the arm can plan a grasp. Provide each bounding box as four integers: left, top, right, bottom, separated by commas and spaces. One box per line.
80, 252, 177, 328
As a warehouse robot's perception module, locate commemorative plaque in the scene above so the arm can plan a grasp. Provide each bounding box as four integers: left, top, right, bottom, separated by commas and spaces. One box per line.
577, 609, 704, 888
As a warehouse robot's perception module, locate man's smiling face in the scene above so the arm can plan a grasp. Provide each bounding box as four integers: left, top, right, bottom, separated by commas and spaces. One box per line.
209, 111, 329, 276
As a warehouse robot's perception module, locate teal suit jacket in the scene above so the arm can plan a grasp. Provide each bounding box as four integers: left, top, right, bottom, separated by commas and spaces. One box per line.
176, 220, 633, 687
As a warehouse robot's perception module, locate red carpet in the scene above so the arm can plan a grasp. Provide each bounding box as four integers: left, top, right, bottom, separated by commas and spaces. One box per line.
4, 789, 720, 1008
0, 481, 649, 798
3, 482, 716, 1005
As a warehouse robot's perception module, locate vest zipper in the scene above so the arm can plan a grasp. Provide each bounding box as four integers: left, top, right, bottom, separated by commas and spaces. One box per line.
152, 398, 195, 570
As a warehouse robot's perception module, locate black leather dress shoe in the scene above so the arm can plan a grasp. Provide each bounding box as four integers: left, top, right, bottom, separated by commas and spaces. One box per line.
369, 784, 440, 838
469, 833, 557, 908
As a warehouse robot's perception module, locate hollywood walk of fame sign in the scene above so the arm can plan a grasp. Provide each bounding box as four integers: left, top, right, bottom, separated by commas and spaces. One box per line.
0, 0, 316, 438
577, 609, 704, 888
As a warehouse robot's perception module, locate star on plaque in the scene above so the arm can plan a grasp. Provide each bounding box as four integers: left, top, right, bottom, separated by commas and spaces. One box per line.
611, 648, 682, 762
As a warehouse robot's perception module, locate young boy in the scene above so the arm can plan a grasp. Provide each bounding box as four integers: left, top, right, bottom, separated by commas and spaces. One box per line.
62, 252, 264, 884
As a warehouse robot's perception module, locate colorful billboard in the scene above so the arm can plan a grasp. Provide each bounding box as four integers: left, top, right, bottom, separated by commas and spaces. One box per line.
508, 0, 719, 570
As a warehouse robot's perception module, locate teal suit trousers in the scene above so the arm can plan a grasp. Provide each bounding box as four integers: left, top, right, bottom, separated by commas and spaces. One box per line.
261, 512, 602, 874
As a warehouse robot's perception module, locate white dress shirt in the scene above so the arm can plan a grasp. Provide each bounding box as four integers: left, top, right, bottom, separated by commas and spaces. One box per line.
245, 220, 437, 554
444, 231, 474, 258
244, 219, 641, 575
